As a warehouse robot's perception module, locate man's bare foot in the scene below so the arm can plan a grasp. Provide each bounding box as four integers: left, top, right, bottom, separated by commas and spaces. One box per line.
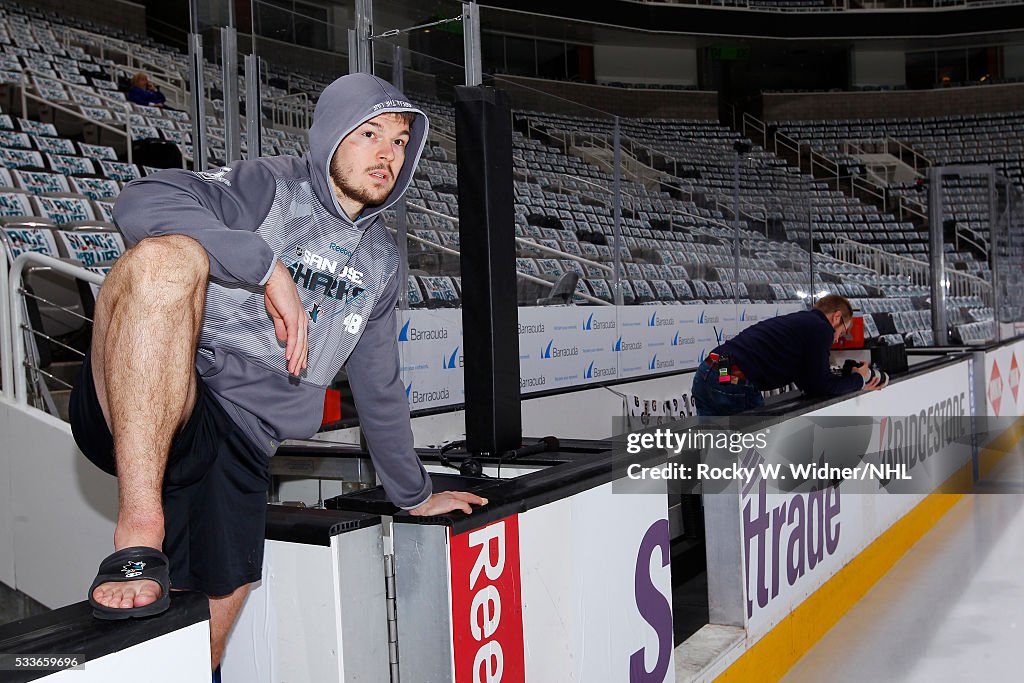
92, 523, 166, 610
91, 578, 163, 609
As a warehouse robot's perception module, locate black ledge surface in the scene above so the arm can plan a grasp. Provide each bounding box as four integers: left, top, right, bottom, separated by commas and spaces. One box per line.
265, 505, 381, 546
906, 334, 1024, 356
749, 352, 967, 420
325, 351, 971, 534
327, 446, 667, 535
0, 591, 208, 683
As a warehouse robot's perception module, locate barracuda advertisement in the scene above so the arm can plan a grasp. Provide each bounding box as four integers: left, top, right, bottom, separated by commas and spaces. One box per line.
396, 304, 801, 410
397, 308, 464, 411
615, 306, 653, 379
517, 306, 618, 393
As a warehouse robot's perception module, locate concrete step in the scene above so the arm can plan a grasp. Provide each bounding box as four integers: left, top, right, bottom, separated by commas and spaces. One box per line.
50, 389, 71, 423
43, 360, 83, 388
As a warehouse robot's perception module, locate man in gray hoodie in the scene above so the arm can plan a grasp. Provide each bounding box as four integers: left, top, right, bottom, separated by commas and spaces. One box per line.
69, 73, 486, 667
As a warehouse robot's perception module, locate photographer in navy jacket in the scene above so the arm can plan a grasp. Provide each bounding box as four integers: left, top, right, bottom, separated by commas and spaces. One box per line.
692, 295, 883, 416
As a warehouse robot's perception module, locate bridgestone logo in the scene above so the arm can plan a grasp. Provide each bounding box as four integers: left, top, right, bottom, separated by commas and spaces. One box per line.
878, 391, 967, 483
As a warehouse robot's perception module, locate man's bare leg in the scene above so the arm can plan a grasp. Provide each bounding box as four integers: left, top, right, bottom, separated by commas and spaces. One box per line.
88, 235, 208, 610
209, 584, 252, 670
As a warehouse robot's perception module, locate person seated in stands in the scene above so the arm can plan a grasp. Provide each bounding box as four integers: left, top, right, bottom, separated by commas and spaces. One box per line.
691, 294, 884, 416
127, 72, 166, 108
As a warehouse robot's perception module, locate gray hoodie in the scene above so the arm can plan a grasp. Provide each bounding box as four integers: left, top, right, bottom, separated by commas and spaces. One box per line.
113, 73, 432, 509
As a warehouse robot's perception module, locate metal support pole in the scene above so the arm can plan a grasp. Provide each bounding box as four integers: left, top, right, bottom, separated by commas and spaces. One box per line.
347, 29, 358, 75
187, 0, 206, 170
354, 0, 373, 74
612, 116, 623, 307
221, 26, 241, 163
393, 45, 410, 310
189, 32, 208, 171
733, 153, 741, 305
462, 2, 482, 86
1007, 182, 1016, 331
391, 43, 404, 91
244, 53, 262, 160
989, 170, 1002, 341
808, 196, 814, 300
454, 85, 521, 456
0, 233, 11, 401
927, 167, 948, 345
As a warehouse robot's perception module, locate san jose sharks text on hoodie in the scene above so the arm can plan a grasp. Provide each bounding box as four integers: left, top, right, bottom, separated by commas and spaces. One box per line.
113, 73, 432, 509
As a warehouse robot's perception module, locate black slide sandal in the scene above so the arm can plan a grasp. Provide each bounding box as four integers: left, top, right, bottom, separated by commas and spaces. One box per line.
88, 546, 171, 620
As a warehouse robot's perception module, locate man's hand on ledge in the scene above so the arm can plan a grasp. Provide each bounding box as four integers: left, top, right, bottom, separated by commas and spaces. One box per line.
853, 362, 884, 391
409, 491, 488, 516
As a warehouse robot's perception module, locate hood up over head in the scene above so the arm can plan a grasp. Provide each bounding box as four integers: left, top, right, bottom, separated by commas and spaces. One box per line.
307, 73, 428, 226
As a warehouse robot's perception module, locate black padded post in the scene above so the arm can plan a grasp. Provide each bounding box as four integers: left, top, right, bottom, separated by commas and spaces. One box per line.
454, 85, 521, 456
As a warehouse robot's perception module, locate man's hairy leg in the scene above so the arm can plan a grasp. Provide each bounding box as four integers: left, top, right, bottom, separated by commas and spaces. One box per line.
209, 584, 252, 670
89, 235, 208, 610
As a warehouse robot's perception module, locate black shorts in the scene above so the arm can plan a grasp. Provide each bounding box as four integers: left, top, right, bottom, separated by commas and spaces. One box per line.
68, 352, 270, 597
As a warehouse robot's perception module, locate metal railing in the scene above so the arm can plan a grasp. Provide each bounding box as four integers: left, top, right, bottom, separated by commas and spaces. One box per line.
405, 202, 613, 306
773, 129, 805, 168
57, 26, 189, 96
6, 253, 104, 406
742, 112, 766, 147
56, 25, 132, 64
56, 24, 221, 117
955, 222, 990, 260
525, 116, 690, 183
0, 240, 10, 402
553, 126, 682, 183
519, 119, 722, 210
108, 64, 187, 110
771, 122, 935, 221
888, 136, 932, 173
831, 236, 993, 300
20, 69, 135, 165
895, 192, 929, 221
266, 92, 312, 132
